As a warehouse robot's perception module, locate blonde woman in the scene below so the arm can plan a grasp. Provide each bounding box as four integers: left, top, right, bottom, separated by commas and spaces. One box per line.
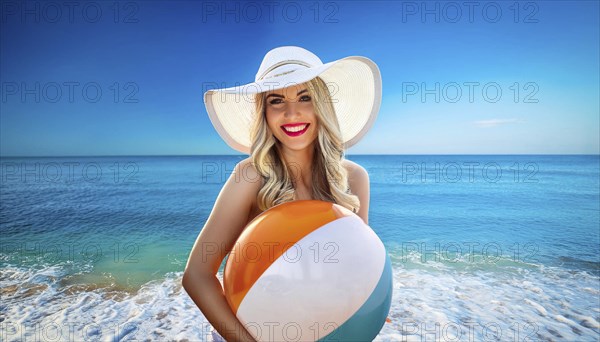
182, 46, 382, 341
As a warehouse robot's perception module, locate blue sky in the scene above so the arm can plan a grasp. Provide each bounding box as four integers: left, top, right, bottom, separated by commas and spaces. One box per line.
1, 0, 598, 156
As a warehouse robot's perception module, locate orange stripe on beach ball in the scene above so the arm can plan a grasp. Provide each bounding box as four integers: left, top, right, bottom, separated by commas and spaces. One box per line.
223, 200, 352, 314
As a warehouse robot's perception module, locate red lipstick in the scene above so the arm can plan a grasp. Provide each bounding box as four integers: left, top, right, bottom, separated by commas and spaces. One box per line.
281, 123, 310, 137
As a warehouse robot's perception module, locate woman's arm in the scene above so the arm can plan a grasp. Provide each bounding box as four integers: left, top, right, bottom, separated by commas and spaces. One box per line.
182, 158, 261, 342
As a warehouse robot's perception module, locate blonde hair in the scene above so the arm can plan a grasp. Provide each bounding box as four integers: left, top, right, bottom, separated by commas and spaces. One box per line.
249, 77, 360, 213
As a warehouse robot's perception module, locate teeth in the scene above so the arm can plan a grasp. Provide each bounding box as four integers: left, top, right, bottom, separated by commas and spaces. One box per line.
283, 124, 307, 132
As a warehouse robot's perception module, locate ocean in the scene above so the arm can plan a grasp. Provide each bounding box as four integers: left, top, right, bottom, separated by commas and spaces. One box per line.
1, 155, 599, 341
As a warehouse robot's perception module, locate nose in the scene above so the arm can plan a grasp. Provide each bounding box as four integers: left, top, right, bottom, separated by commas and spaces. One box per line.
284, 101, 301, 118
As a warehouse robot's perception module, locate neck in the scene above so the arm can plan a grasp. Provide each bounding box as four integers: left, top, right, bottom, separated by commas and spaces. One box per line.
279, 143, 314, 188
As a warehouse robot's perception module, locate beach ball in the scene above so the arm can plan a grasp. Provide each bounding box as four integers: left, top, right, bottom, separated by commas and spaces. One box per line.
223, 200, 392, 342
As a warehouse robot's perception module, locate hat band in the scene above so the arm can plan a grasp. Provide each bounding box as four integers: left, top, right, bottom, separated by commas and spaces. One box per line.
257, 60, 314, 81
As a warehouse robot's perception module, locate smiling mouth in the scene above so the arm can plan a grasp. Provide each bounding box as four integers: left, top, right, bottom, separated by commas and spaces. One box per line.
281, 123, 310, 137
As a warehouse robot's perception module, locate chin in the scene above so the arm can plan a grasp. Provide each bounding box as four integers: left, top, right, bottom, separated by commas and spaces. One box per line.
279, 140, 317, 152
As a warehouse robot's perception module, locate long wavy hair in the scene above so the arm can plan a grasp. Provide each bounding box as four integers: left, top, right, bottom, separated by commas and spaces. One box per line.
249, 76, 360, 213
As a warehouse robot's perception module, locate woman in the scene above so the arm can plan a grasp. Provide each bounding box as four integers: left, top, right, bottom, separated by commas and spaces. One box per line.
182, 46, 381, 341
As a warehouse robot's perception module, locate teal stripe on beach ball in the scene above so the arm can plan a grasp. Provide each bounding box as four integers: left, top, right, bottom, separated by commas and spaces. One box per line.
318, 253, 393, 341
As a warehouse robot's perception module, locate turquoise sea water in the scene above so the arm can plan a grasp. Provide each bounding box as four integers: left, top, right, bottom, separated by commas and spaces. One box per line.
1, 155, 599, 341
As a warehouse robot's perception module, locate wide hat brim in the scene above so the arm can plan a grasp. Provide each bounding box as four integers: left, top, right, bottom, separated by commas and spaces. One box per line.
204, 56, 382, 154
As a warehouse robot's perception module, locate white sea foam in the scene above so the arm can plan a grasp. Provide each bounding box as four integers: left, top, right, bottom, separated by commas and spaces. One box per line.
2, 257, 599, 342
1, 265, 218, 341
376, 259, 600, 342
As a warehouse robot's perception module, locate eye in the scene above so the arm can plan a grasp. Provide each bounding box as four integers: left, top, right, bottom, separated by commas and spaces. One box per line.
300, 95, 311, 102
268, 98, 283, 105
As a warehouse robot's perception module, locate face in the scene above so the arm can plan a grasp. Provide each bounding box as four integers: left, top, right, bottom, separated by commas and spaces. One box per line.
265, 83, 319, 152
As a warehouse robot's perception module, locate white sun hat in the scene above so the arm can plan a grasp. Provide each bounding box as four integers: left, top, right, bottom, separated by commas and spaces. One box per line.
203, 46, 382, 154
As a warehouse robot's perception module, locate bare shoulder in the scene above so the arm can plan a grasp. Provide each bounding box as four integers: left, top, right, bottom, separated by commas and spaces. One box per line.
221, 157, 262, 196
342, 159, 370, 224
342, 159, 370, 183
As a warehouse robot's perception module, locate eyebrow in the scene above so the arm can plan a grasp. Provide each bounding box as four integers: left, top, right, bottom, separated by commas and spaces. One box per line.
266, 89, 308, 99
